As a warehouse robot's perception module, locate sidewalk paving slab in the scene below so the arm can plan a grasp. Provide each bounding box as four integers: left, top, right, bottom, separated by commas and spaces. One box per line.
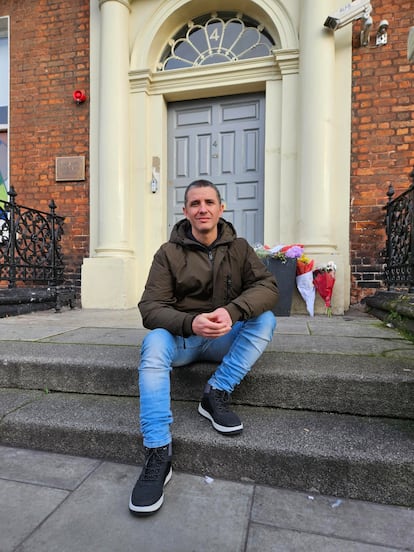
1, 446, 413, 552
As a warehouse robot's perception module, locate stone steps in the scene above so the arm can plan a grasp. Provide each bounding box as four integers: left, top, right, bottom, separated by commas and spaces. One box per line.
1, 313, 413, 507
0, 342, 413, 419
1, 388, 413, 507
365, 291, 414, 336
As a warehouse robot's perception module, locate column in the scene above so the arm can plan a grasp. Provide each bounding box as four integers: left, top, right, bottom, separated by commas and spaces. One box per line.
298, 0, 336, 250
96, 0, 132, 255
273, 49, 300, 245
81, 0, 137, 308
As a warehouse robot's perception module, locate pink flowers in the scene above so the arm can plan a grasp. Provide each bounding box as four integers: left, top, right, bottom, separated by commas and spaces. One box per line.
254, 243, 304, 262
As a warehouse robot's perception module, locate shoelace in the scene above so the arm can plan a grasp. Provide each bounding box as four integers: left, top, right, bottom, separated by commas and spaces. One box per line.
213, 389, 230, 412
140, 448, 167, 481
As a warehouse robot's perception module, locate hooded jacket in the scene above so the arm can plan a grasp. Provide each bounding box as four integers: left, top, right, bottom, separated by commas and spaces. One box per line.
139, 218, 279, 337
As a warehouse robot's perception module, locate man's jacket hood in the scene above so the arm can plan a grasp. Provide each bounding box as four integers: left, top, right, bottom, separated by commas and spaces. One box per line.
169, 217, 236, 248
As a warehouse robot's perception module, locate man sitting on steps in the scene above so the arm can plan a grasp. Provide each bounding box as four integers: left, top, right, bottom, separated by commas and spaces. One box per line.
129, 179, 279, 516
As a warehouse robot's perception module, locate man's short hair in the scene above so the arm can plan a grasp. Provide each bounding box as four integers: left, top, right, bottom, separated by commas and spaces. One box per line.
184, 179, 222, 206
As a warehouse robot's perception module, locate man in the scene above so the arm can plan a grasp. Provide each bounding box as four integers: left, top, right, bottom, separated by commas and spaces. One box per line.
129, 179, 278, 516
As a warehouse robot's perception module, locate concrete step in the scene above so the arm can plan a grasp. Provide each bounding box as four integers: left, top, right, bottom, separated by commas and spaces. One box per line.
0, 286, 76, 317
0, 341, 413, 419
0, 388, 413, 507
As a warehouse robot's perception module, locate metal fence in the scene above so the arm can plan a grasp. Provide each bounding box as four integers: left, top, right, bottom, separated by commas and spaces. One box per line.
384, 169, 414, 292
0, 186, 65, 288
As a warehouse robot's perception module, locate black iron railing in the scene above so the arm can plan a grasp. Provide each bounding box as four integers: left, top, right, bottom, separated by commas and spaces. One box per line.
384, 169, 414, 292
0, 186, 65, 288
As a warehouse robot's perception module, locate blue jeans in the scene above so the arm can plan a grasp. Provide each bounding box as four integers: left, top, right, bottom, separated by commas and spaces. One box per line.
138, 310, 276, 448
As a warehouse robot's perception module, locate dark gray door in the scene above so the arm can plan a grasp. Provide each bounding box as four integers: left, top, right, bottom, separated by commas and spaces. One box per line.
167, 94, 265, 244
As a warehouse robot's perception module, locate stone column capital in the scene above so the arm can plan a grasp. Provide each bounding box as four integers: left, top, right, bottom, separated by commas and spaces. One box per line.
272, 48, 300, 75
99, 0, 131, 11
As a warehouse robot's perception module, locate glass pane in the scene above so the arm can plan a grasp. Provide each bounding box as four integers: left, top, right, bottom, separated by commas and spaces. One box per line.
206, 19, 224, 50
0, 106, 7, 125
0, 130, 7, 186
173, 39, 199, 63
0, 35, 8, 123
201, 53, 231, 65
164, 58, 193, 71
221, 20, 244, 51
188, 26, 209, 54
239, 44, 272, 60
232, 28, 259, 56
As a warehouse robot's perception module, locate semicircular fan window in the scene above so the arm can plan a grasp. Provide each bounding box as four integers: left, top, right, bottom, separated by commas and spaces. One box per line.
158, 12, 275, 71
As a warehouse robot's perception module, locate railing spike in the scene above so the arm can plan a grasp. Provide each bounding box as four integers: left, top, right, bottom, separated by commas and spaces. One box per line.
386, 183, 394, 201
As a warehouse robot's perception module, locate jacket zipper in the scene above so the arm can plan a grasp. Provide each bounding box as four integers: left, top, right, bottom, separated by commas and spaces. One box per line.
226, 275, 232, 301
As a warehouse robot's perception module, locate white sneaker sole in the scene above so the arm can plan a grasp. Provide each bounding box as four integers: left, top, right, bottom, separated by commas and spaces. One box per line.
129, 466, 172, 515
198, 403, 243, 435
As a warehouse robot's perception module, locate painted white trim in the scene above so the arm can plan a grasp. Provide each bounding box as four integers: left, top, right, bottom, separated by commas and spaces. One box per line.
99, 0, 131, 11
130, 57, 283, 98
130, 0, 299, 70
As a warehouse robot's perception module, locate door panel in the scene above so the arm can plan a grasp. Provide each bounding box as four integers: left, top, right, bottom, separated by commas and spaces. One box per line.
168, 94, 265, 244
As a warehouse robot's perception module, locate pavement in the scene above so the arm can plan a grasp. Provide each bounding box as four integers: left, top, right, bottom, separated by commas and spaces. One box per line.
0, 307, 414, 552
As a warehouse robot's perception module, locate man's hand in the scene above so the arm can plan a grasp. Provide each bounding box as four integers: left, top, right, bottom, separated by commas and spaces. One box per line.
192, 307, 232, 337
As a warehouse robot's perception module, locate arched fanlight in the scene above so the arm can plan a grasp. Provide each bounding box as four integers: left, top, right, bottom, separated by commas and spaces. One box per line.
158, 12, 275, 71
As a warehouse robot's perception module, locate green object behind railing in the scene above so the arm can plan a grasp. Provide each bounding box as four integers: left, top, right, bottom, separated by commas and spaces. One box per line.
0, 172, 7, 219
0, 172, 7, 199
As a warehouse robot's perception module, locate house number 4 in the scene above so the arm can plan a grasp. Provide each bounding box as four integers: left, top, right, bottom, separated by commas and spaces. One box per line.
210, 28, 220, 41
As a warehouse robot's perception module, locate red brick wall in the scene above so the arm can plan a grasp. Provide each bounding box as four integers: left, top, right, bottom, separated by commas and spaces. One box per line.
351, 0, 414, 303
0, 0, 89, 292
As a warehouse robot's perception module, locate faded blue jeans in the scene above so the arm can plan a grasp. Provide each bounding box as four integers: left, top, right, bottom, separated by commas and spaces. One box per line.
138, 310, 276, 448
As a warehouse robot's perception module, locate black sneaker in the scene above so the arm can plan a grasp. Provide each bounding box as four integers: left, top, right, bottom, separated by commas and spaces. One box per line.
198, 384, 243, 435
129, 443, 172, 516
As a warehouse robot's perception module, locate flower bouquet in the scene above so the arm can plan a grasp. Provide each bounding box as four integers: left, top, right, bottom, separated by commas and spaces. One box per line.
296, 254, 315, 316
255, 245, 337, 316
313, 261, 337, 316
254, 243, 304, 316
254, 243, 304, 263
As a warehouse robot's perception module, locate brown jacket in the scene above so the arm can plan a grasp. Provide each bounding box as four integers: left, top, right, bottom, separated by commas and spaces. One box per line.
139, 218, 279, 336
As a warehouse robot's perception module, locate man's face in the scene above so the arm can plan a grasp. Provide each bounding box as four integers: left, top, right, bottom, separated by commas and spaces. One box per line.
183, 186, 224, 245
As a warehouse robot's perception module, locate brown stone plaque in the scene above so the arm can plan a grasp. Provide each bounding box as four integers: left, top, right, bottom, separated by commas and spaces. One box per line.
55, 156, 85, 181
